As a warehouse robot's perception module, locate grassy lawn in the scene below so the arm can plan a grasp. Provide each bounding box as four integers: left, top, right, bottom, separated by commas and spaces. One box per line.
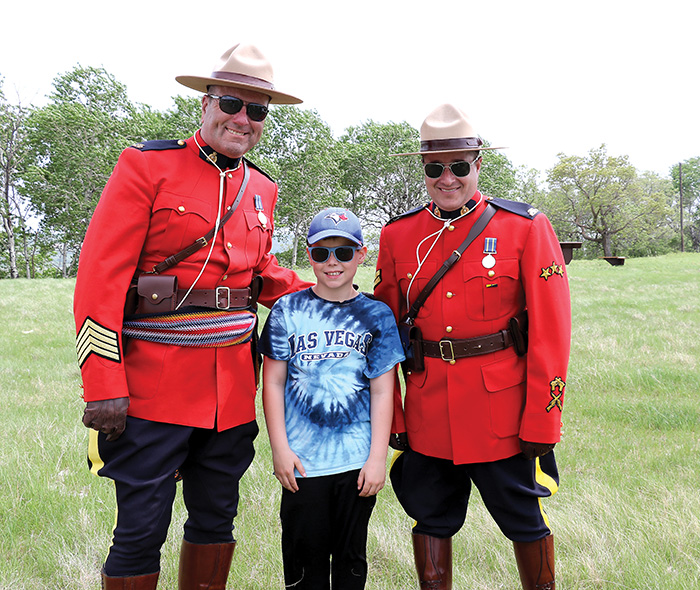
0, 253, 698, 589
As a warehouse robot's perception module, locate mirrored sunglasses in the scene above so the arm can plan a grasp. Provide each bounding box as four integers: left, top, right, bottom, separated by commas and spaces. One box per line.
206, 94, 269, 122
308, 246, 360, 263
423, 158, 480, 179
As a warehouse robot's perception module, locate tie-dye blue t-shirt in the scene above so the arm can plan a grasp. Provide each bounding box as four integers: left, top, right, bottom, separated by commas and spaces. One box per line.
258, 288, 405, 478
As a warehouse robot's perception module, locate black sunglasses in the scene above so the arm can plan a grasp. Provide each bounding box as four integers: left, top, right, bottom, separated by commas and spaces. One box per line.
308, 246, 360, 263
206, 94, 269, 122
423, 158, 480, 179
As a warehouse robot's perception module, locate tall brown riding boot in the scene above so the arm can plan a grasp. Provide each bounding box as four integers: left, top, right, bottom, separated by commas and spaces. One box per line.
513, 534, 555, 590
412, 533, 452, 589
178, 539, 236, 590
101, 569, 159, 589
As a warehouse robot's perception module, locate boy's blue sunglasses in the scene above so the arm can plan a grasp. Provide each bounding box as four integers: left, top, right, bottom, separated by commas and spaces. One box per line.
308, 246, 360, 263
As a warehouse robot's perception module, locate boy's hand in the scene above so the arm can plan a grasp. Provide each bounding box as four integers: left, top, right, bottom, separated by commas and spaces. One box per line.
357, 458, 386, 497
272, 447, 306, 493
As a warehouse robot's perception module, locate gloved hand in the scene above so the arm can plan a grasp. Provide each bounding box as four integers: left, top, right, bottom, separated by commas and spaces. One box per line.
389, 432, 409, 451
82, 398, 130, 441
519, 439, 555, 460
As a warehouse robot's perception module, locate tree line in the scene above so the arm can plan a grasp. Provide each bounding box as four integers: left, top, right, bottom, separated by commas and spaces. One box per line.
1, 66, 697, 278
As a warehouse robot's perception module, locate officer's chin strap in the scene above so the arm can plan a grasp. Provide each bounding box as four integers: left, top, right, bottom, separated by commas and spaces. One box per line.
175, 135, 228, 310
405, 195, 483, 310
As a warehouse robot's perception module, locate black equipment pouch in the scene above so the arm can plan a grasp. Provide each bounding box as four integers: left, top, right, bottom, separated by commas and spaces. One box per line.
399, 320, 425, 374
508, 310, 529, 357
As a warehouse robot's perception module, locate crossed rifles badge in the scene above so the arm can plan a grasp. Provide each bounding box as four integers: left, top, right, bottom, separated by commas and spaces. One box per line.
546, 376, 566, 412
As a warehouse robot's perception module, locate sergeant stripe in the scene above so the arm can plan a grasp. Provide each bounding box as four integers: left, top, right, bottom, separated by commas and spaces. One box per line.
76, 317, 121, 367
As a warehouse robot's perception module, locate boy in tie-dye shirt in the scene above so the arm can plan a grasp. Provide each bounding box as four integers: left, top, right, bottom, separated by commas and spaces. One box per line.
259, 207, 404, 589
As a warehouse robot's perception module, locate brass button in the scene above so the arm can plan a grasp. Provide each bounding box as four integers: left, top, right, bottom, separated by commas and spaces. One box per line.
488, 270, 495, 277
226, 242, 233, 249
407, 273, 413, 279
446, 326, 453, 333
450, 360, 456, 365
228, 173, 233, 179
151, 293, 158, 300
448, 225, 455, 231
178, 205, 185, 213
222, 275, 228, 281
446, 292, 454, 298
177, 139, 185, 146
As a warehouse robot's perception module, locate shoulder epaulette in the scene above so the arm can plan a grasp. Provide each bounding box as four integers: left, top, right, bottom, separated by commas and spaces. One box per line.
386, 204, 429, 226
130, 139, 188, 152
487, 196, 541, 219
243, 157, 275, 183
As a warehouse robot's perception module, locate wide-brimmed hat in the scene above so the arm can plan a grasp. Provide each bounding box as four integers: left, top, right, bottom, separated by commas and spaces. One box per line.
176, 43, 302, 105
392, 103, 504, 156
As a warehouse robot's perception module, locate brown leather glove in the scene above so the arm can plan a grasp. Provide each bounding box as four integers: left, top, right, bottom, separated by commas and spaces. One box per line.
389, 432, 409, 451
82, 398, 130, 441
519, 439, 555, 460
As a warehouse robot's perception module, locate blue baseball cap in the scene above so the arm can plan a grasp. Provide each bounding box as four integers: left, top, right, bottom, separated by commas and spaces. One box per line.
307, 208, 363, 246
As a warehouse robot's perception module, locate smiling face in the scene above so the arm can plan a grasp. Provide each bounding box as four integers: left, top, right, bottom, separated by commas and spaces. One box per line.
199, 85, 270, 158
308, 236, 366, 302
422, 150, 481, 211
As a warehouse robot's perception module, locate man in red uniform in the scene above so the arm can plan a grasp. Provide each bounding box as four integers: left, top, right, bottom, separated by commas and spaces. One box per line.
374, 104, 571, 589
74, 43, 312, 589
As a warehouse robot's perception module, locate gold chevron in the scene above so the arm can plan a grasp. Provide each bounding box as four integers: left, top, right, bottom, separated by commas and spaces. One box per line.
76, 317, 121, 367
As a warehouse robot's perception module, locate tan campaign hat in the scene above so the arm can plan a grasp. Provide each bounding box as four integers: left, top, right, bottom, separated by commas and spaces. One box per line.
176, 42, 302, 105
393, 103, 505, 155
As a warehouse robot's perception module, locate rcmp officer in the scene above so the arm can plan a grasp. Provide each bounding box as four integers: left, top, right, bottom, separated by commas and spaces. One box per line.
74, 43, 312, 589
374, 104, 571, 590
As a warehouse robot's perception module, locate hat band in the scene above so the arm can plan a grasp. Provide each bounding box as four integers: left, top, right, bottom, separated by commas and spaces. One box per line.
420, 137, 484, 152
210, 71, 276, 91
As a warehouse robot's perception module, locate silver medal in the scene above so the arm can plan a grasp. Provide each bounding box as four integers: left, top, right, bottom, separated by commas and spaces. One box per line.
482, 254, 496, 269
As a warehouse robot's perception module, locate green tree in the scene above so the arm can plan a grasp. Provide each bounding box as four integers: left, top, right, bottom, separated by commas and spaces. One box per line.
21, 66, 136, 276
671, 158, 700, 251
0, 77, 23, 278
478, 147, 518, 200
132, 95, 202, 142
546, 145, 669, 257
338, 120, 423, 231
252, 106, 344, 267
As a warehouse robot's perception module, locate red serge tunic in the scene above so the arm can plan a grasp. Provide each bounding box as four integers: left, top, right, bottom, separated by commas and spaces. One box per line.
374, 194, 571, 464
74, 134, 311, 431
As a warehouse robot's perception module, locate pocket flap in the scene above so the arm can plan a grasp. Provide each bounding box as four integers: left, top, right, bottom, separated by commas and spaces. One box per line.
481, 353, 526, 392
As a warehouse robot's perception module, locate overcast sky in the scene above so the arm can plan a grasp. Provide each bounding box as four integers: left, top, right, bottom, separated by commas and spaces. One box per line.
2, 0, 697, 177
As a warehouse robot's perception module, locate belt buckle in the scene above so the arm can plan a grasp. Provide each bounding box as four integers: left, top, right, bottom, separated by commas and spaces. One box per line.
439, 339, 455, 362
216, 286, 231, 309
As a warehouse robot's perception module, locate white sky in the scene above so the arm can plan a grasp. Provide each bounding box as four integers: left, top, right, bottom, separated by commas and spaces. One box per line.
2, 0, 697, 177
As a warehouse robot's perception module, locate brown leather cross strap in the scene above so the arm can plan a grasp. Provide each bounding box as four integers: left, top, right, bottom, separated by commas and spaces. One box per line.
151, 162, 250, 274
402, 203, 496, 325
421, 329, 514, 361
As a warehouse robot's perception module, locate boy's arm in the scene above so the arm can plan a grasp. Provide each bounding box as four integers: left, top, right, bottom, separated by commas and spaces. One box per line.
262, 357, 306, 492
358, 370, 394, 497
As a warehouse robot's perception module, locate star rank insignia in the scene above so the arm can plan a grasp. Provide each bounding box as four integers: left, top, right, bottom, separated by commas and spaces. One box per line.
539, 262, 564, 281
546, 376, 566, 412
76, 317, 121, 368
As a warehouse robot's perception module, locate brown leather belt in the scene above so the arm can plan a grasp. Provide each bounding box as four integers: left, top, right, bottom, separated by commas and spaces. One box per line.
421, 329, 513, 361
177, 287, 252, 310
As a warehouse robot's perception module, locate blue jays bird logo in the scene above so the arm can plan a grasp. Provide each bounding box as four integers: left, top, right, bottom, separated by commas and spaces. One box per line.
325, 212, 348, 225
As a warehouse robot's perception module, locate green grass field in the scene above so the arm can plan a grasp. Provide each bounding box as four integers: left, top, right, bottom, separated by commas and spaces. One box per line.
1, 253, 698, 589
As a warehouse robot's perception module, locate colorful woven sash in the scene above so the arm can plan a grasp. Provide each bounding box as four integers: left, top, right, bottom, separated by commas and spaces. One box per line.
123, 309, 256, 348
